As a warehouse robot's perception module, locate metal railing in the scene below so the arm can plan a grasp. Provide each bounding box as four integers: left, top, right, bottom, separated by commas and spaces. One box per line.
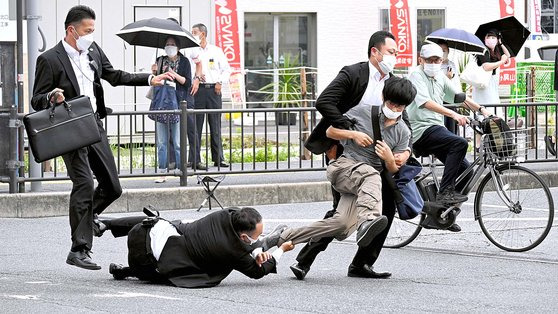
1, 101, 557, 193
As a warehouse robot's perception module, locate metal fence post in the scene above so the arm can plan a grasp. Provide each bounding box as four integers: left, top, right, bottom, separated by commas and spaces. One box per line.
179, 101, 188, 186
8, 106, 21, 193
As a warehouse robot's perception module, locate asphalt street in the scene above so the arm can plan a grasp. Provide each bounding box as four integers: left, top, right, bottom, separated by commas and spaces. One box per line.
1, 195, 557, 313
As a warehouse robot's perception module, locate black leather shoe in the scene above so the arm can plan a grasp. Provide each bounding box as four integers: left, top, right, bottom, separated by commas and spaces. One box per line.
447, 223, 462, 232
347, 264, 391, 279
92, 214, 106, 237
194, 163, 208, 170
436, 189, 468, 205
109, 263, 127, 280
260, 224, 288, 251
290, 263, 310, 280
66, 250, 101, 270
214, 161, 229, 167
356, 216, 388, 247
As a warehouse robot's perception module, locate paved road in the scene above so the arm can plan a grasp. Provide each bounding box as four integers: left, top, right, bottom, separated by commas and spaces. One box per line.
1, 197, 557, 313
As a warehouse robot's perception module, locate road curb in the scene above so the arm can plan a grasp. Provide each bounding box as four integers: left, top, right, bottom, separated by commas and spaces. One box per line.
0, 181, 334, 218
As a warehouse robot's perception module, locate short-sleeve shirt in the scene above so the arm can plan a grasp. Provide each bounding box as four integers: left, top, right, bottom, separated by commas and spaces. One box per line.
406, 68, 461, 143
341, 103, 411, 170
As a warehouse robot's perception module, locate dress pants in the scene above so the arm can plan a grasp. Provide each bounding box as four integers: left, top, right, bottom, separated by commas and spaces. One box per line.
194, 85, 224, 164
186, 96, 200, 165
62, 118, 122, 252
413, 125, 471, 192
294, 174, 396, 269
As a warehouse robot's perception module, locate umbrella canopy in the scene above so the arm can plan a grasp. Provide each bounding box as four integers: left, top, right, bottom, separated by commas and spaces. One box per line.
425, 28, 487, 54
475, 16, 530, 57
116, 17, 199, 49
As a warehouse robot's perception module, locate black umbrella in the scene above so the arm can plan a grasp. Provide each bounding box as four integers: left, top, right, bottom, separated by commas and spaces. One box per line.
116, 17, 199, 49
475, 16, 530, 57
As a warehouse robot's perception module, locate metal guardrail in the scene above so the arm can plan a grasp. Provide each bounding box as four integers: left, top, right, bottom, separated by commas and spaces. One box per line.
1, 101, 557, 193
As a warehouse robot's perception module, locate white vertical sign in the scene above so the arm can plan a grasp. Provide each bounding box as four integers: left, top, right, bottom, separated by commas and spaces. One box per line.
0, 0, 16, 42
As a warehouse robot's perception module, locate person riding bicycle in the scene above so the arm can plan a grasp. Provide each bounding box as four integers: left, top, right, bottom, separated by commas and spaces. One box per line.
407, 44, 491, 208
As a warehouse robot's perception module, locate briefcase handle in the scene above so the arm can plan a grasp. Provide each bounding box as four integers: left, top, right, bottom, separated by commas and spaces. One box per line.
49, 100, 72, 120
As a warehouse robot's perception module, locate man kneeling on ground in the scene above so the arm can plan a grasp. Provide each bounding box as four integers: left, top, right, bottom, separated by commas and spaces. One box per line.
96, 207, 293, 288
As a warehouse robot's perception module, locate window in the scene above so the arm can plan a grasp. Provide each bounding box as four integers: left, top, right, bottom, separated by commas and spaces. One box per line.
416, 9, 445, 57
244, 13, 316, 105
541, 0, 556, 34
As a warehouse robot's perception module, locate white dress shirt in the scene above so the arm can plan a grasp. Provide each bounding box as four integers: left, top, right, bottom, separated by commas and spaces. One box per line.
357, 61, 390, 107
149, 220, 180, 261
197, 43, 231, 84
62, 39, 97, 112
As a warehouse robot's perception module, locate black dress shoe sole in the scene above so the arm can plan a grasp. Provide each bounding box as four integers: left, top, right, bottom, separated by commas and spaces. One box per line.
356, 217, 388, 247
109, 263, 127, 280
66, 258, 101, 270
290, 263, 308, 280
348, 271, 392, 279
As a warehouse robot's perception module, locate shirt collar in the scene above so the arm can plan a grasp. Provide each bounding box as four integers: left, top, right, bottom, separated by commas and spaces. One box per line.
368, 61, 389, 83
62, 39, 88, 58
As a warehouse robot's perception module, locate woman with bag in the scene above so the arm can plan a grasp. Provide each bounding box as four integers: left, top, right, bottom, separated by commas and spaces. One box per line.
472, 29, 511, 113
150, 36, 193, 183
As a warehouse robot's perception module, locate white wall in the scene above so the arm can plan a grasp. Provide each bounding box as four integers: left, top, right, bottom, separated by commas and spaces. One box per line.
237, 0, 527, 93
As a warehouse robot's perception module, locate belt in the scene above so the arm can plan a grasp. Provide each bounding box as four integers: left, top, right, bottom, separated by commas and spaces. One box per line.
200, 83, 216, 88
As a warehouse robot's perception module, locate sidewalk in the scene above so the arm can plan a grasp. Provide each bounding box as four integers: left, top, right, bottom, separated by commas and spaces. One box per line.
1, 162, 557, 218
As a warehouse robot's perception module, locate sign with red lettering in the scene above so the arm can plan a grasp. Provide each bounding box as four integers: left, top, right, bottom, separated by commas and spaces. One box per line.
389, 0, 413, 67
215, 0, 241, 70
499, 0, 516, 85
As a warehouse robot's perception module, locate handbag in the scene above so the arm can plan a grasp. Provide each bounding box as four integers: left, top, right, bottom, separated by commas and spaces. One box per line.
148, 82, 180, 124
23, 95, 101, 163
371, 106, 424, 220
460, 57, 492, 89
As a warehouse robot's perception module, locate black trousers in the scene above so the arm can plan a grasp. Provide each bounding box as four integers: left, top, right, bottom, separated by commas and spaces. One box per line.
413, 125, 470, 192
295, 151, 396, 269
193, 85, 224, 163
186, 96, 200, 164
62, 118, 122, 252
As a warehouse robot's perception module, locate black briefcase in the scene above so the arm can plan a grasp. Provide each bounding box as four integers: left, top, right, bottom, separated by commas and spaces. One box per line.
24, 96, 101, 163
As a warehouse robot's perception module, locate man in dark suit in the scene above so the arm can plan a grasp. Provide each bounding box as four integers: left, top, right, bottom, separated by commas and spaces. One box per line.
31, 5, 170, 270
296, 31, 412, 280
102, 207, 294, 288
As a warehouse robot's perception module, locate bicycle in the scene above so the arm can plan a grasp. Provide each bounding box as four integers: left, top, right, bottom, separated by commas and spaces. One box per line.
385, 120, 554, 252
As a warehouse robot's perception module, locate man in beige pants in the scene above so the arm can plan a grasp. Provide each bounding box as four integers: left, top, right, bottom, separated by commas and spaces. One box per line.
278, 77, 416, 249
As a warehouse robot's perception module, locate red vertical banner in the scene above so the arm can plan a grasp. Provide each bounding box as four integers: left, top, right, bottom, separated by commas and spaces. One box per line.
215, 0, 245, 110
499, 0, 516, 85
389, 0, 413, 67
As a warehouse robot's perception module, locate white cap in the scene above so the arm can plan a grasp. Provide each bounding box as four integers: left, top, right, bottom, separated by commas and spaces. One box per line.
420, 44, 443, 58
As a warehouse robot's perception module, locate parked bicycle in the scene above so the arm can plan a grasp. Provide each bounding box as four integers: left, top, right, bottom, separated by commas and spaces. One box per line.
385, 118, 554, 252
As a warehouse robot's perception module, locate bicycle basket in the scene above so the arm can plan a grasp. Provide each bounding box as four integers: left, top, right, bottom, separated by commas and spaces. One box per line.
481, 127, 533, 161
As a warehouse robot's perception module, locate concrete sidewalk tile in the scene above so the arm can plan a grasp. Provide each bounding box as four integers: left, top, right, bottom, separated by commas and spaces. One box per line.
278, 182, 332, 203
17, 192, 69, 218
0, 194, 19, 218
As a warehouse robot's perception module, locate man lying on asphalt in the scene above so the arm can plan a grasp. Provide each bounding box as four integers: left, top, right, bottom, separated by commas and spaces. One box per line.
95, 207, 292, 288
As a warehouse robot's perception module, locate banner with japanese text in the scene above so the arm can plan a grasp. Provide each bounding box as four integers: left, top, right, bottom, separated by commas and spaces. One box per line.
499, 0, 516, 85
389, 0, 413, 67
215, 0, 245, 109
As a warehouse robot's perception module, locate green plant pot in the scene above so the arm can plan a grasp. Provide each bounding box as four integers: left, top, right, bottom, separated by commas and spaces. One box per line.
275, 112, 297, 125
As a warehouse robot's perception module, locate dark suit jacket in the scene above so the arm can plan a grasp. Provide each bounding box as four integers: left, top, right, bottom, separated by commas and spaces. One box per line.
157, 209, 277, 288
31, 41, 150, 118
305, 61, 412, 154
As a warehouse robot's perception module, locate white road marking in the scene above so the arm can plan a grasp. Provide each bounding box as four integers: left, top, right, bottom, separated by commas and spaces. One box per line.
94, 291, 181, 300
2, 294, 39, 300
25, 281, 51, 284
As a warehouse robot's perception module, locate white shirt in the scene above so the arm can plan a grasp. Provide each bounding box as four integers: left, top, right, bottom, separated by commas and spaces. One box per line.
149, 220, 180, 261
197, 43, 231, 83
62, 39, 97, 112
357, 61, 390, 107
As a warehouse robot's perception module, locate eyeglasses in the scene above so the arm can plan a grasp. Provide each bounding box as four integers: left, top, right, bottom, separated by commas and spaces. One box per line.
423, 58, 443, 64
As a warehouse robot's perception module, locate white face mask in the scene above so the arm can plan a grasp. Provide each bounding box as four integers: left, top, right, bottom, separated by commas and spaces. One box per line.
423, 63, 441, 77
72, 28, 94, 51
382, 103, 402, 120
165, 45, 178, 57
193, 35, 201, 43
243, 234, 258, 245
485, 38, 498, 49
373, 48, 396, 74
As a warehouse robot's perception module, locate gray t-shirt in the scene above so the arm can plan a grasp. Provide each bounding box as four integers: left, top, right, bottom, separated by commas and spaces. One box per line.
341, 103, 411, 170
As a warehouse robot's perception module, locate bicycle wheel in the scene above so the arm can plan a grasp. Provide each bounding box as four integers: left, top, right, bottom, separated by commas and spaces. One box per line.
475, 164, 554, 252
384, 212, 424, 248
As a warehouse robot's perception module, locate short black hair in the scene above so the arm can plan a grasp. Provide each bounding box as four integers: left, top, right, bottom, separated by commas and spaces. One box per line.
382, 76, 417, 106
64, 5, 96, 30
368, 31, 396, 58
231, 207, 262, 234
